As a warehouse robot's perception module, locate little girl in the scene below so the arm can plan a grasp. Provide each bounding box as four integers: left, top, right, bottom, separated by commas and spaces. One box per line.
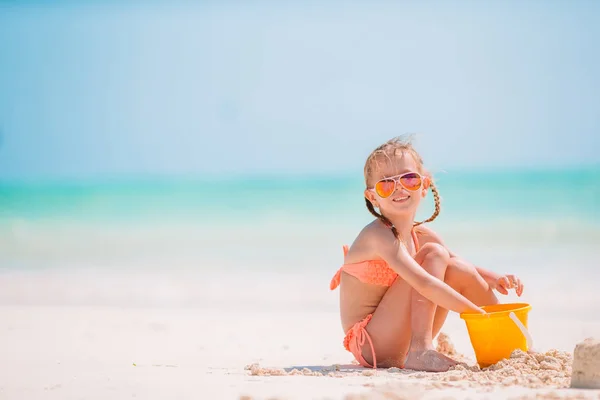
330, 136, 524, 372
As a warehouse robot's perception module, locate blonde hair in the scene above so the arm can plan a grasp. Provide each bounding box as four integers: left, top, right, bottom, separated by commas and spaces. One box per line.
364, 135, 441, 238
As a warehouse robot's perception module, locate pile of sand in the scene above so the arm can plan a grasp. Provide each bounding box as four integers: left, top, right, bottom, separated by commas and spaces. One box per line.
407, 349, 573, 390
342, 345, 579, 400
245, 347, 573, 389
435, 332, 471, 364
435, 332, 459, 357
245, 332, 573, 390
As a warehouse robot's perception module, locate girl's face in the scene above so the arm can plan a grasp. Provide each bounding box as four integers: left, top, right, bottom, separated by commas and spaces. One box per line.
364, 152, 428, 219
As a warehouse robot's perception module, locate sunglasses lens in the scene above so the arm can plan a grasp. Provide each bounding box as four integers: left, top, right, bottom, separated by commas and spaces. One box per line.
399, 173, 422, 191
375, 180, 396, 198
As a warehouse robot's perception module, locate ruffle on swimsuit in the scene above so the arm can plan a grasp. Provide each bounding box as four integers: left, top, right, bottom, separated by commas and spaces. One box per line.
329, 246, 398, 290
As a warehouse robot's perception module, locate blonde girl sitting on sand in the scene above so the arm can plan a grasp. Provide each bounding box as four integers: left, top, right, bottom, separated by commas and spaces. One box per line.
330, 136, 524, 372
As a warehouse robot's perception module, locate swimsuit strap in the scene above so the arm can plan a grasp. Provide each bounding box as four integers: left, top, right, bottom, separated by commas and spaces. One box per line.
345, 314, 377, 369
411, 227, 420, 252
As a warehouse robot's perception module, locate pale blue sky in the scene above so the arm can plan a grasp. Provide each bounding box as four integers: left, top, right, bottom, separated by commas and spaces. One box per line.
0, 1, 599, 180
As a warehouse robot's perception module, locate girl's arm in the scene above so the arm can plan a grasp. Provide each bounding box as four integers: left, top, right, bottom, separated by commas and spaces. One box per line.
370, 229, 485, 315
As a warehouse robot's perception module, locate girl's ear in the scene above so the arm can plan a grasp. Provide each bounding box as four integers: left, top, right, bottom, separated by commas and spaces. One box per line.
423, 176, 431, 189
422, 177, 431, 198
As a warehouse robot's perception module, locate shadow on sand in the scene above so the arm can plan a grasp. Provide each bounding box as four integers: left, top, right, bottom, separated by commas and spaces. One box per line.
283, 364, 420, 376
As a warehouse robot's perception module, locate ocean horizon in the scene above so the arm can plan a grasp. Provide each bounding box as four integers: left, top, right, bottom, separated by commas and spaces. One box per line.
2, 166, 598, 222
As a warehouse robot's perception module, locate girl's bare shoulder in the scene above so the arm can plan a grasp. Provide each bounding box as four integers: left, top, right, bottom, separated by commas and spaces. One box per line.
345, 220, 397, 262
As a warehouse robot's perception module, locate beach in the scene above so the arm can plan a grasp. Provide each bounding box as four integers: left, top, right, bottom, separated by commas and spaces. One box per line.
1, 258, 600, 399
1, 172, 599, 399
2, 0, 600, 397
1, 301, 599, 400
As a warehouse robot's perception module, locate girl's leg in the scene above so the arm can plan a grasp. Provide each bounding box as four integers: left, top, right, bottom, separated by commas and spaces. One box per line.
361, 245, 499, 371
362, 243, 456, 371
445, 257, 499, 306
403, 243, 457, 371
431, 257, 500, 339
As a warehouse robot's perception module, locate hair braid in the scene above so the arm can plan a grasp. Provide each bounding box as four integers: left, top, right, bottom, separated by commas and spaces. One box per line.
365, 198, 399, 239
413, 181, 441, 227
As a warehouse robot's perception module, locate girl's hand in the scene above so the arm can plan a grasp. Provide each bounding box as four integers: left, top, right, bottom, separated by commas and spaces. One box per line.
490, 274, 524, 297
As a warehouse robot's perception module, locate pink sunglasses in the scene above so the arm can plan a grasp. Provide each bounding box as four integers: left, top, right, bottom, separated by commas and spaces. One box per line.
368, 172, 430, 198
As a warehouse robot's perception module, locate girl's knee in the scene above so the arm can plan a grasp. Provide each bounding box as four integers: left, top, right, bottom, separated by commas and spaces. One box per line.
420, 243, 450, 264
417, 243, 450, 277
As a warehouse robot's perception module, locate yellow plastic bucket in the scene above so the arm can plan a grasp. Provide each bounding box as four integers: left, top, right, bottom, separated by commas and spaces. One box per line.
460, 303, 532, 368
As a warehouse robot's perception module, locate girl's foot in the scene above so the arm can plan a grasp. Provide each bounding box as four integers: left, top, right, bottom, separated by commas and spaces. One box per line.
404, 349, 458, 372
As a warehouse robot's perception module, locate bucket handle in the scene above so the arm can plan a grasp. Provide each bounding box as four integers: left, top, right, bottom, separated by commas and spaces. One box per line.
508, 311, 534, 351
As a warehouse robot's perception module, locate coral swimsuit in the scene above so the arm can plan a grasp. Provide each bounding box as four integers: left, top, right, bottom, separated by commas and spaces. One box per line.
329, 228, 420, 369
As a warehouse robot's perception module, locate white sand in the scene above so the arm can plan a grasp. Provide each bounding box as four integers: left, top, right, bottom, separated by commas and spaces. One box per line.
1, 305, 600, 400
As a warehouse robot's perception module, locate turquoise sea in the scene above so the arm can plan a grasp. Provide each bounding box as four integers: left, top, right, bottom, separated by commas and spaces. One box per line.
1, 168, 599, 313
2, 167, 598, 223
